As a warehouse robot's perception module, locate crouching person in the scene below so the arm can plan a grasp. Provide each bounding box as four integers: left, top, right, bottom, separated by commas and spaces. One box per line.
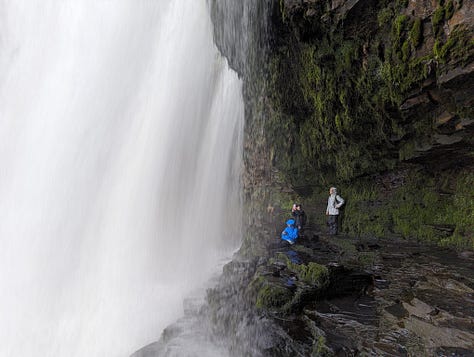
281, 219, 298, 245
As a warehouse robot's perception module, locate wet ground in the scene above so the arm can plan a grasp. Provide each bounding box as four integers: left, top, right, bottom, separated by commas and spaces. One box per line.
278, 227, 474, 356
133, 224, 474, 357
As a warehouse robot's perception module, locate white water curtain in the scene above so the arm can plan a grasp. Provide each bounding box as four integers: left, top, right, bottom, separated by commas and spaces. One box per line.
0, 0, 244, 356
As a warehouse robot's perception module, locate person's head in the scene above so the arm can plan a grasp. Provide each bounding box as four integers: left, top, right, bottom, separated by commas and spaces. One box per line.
286, 219, 295, 226
329, 187, 337, 195
296, 204, 302, 210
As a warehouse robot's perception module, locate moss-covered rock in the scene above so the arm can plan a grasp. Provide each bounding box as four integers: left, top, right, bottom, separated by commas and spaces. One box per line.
409, 18, 423, 48
256, 283, 293, 309
310, 168, 474, 250
264, 0, 473, 191
250, 0, 473, 252
293, 262, 329, 287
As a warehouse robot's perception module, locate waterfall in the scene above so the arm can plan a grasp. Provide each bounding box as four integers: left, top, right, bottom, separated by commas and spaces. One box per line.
0, 1, 244, 356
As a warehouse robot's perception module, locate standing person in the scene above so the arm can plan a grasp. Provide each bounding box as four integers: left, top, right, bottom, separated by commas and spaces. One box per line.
326, 187, 344, 235
292, 204, 307, 235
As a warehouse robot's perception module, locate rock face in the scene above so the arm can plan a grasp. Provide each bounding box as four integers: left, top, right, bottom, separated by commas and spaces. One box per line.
211, 0, 474, 250
203, 0, 474, 355
212, 0, 474, 245
273, 0, 473, 182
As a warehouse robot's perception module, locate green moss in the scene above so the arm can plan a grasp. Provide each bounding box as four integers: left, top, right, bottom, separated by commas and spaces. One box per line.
332, 182, 390, 238
312, 335, 332, 357
247, 274, 265, 297
399, 141, 416, 160
432, 6, 445, 36
320, 168, 473, 250
277, 252, 330, 287
280, 0, 289, 23
439, 172, 474, 249
256, 284, 293, 309
394, 14, 409, 37
434, 25, 474, 64
358, 252, 376, 268
444, 0, 455, 20
433, 39, 442, 58
270, 188, 298, 214
269, 23, 410, 184
349, 170, 473, 249
298, 263, 329, 287
401, 40, 411, 61
265, 1, 471, 189
378, 8, 393, 28
409, 18, 423, 48
392, 14, 410, 51
390, 178, 446, 242
396, 0, 409, 9
379, 55, 431, 110
338, 42, 358, 72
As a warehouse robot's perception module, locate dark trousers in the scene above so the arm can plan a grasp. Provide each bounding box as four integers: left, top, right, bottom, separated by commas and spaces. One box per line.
327, 215, 338, 235
297, 225, 304, 237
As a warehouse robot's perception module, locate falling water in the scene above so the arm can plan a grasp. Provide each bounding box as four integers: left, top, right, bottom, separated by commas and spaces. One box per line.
0, 1, 244, 356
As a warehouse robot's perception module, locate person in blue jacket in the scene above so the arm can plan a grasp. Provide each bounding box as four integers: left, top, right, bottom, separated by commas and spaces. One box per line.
281, 219, 298, 245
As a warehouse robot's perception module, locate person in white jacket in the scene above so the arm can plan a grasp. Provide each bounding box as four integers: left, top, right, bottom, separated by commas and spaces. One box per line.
326, 187, 345, 235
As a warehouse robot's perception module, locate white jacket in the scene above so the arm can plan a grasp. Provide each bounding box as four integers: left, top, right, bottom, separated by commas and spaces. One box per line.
326, 194, 344, 215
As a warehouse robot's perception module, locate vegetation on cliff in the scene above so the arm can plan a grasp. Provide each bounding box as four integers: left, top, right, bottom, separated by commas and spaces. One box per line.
269, 0, 472, 181
301, 168, 474, 249
263, 0, 474, 249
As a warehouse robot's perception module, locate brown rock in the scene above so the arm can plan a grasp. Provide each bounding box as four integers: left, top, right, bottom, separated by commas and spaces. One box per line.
433, 133, 463, 145
459, 251, 474, 260
435, 111, 455, 126
406, 0, 436, 20
456, 118, 474, 130
448, 0, 474, 30
438, 63, 474, 86
331, 0, 347, 11
400, 93, 431, 111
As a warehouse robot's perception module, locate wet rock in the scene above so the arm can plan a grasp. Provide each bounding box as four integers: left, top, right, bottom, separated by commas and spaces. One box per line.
433, 133, 464, 145
438, 63, 474, 87
406, 0, 436, 20
448, 0, 474, 29
435, 110, 456, 127
400, 93, 432, 111
386, 302, 410, 319
459, 251, 474, 260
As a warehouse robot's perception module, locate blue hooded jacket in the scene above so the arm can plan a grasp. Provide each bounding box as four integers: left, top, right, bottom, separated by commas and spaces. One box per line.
281, 219, 298, 243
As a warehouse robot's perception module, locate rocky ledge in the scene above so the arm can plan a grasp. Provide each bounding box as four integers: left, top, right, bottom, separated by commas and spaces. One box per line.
205, 220, 474, 356
135, 219, 474, 356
